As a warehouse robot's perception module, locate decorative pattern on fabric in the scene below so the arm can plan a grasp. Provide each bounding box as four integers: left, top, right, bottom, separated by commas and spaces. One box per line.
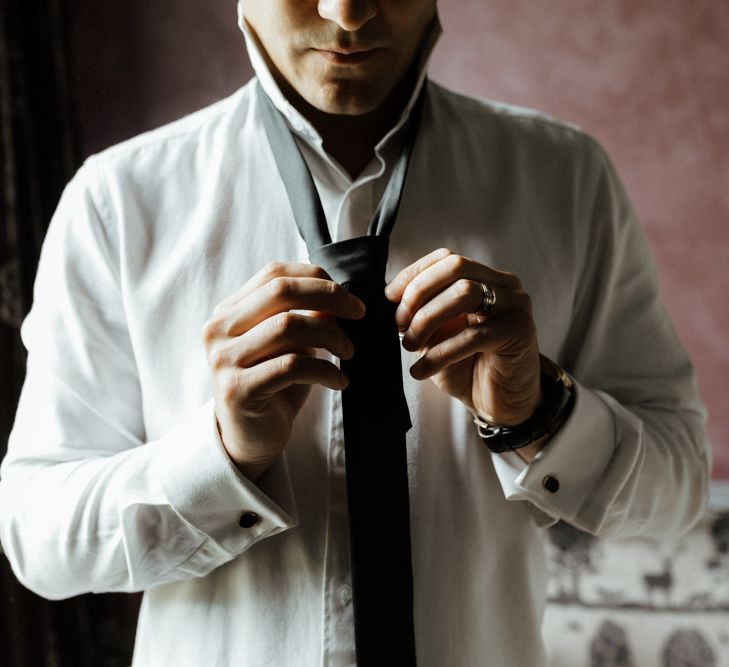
543, 489, 729, 666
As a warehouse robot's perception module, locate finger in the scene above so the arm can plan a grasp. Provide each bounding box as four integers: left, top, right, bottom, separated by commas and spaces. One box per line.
409, 322, 496, 380
384, 247, 453, 302
237, 354, 349, 401
214, 276, 366, 337
303, 309, 336, 323
215, 262, 332, 313
401, 278, 487, 351
212, 312, 355, 370
420, 315, 470, 348
387, 252, 520, 329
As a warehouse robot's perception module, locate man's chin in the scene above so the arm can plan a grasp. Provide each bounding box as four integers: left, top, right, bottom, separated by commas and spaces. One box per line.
302, 82, 388, 117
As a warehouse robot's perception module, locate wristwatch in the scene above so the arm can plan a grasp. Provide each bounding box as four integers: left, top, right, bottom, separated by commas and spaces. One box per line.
473, 354, 575, 453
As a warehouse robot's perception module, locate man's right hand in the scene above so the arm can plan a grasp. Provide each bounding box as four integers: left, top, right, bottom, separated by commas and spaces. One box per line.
202, 262, 365, 482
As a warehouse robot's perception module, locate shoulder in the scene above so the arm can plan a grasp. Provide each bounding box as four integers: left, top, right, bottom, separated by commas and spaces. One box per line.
425, 80, 606, 164
68, 80, 260, 231
82, 80, 257, 183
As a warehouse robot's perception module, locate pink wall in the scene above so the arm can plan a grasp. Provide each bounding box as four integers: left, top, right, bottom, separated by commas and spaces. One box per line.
431, 0, 729, 477
73, 1, 729, 477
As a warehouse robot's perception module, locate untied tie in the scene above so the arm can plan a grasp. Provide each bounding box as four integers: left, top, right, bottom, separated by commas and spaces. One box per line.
258, 81, 426, 666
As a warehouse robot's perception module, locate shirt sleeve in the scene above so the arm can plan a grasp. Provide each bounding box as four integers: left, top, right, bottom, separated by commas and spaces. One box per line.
0, 163, 298, 600
491, 138, 711, 540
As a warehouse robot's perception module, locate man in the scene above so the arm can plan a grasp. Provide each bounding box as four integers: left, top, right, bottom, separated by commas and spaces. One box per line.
0, 1, 710, 665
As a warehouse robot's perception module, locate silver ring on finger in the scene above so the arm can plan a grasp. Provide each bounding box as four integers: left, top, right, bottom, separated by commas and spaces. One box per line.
477, 282, 496, 315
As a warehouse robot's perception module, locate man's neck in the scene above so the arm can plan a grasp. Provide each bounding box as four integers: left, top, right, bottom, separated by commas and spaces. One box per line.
276, 71, 418, 180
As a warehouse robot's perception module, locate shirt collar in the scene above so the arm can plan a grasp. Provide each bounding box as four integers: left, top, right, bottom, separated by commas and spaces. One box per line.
237, 4, 442, 150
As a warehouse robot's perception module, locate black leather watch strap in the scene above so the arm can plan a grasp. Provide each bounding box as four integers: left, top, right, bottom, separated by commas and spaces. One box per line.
473, 355, 575, 453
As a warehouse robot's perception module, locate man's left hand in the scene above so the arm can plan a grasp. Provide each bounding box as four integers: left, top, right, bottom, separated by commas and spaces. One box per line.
385, 248, 542, 427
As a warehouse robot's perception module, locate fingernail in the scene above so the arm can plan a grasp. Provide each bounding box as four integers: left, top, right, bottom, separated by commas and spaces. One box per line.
401, 334, 417, 352
395, 303, 409, 327
409, 361, 424, 380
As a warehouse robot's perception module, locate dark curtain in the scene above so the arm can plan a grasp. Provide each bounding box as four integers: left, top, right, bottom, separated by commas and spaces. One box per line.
1, 1, 138, 664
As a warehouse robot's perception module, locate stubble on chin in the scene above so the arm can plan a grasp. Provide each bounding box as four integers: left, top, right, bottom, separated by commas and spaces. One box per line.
283, 53, 389, 116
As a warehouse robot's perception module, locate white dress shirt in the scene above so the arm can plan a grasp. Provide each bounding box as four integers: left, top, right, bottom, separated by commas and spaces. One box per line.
0, 14, 710, 667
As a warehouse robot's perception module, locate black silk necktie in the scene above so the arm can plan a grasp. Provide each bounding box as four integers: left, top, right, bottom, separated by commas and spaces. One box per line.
258, 82, 425, 666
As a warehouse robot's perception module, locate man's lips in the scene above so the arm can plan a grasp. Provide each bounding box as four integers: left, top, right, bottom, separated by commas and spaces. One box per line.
313, 47, 382, 65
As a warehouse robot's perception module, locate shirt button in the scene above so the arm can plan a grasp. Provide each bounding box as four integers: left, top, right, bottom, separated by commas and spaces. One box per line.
238, 511, 260, 528
338, 584, 352, 606
543, 476, 560, 494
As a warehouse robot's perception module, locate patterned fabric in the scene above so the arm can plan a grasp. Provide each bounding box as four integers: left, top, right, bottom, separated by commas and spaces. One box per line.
544, 483, 729, 667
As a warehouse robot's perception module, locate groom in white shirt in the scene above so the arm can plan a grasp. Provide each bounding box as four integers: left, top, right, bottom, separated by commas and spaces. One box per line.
0, 2, 710, 665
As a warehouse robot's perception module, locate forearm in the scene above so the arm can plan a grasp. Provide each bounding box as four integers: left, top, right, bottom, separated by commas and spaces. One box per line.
503, 137, 712, 538
495, 378, 709, 539
0, 399, 297, 600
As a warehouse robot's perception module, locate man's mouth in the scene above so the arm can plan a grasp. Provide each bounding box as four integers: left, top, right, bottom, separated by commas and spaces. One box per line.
313, 48, 382, 65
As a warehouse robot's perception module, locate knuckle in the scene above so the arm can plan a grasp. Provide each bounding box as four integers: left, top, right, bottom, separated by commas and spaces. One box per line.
400, 267, 419, 290
324, 279, 339, 297
466, 323, 488, 344
221, 384, 237, 405
519, 291, 533, 315
261, 261, 287, 281
455, 278, 477, 300
312, 265, 330, 280
504, 271, 522, 290
400, 284, 420, 310
202, 317, 221, 345
401, 275, 417, 298
277, 353, 300, 376
408, 308, 427, 332
403, 272, 429, 302
208, 348, 229, 371
268, 276, 293, 301
508, 288, 532, 316
270, 311, 297, 338
220, 371, 243, 404
444, 253, 468, 273
475, 324, 491, 342
434, 247, 453, 260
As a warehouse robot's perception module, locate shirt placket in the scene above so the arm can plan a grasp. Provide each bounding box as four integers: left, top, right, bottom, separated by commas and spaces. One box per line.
320, 177, 382, 667
312, 150, 392, 667
321, 387, 356, 667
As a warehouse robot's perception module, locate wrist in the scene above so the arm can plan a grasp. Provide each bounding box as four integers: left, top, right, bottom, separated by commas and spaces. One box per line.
473, 355, 574, 454
215, 416, 278, 483
513, 432, 551, 464
235, 460, 276, 484
474, 387, 543, 428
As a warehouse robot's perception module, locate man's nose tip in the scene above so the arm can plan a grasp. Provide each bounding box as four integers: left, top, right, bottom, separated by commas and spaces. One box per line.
317, 0, 378, 32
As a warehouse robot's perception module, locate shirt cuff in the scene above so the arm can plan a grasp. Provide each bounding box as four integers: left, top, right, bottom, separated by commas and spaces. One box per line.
491, 379, 617, 530
152, 400, 298, 556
